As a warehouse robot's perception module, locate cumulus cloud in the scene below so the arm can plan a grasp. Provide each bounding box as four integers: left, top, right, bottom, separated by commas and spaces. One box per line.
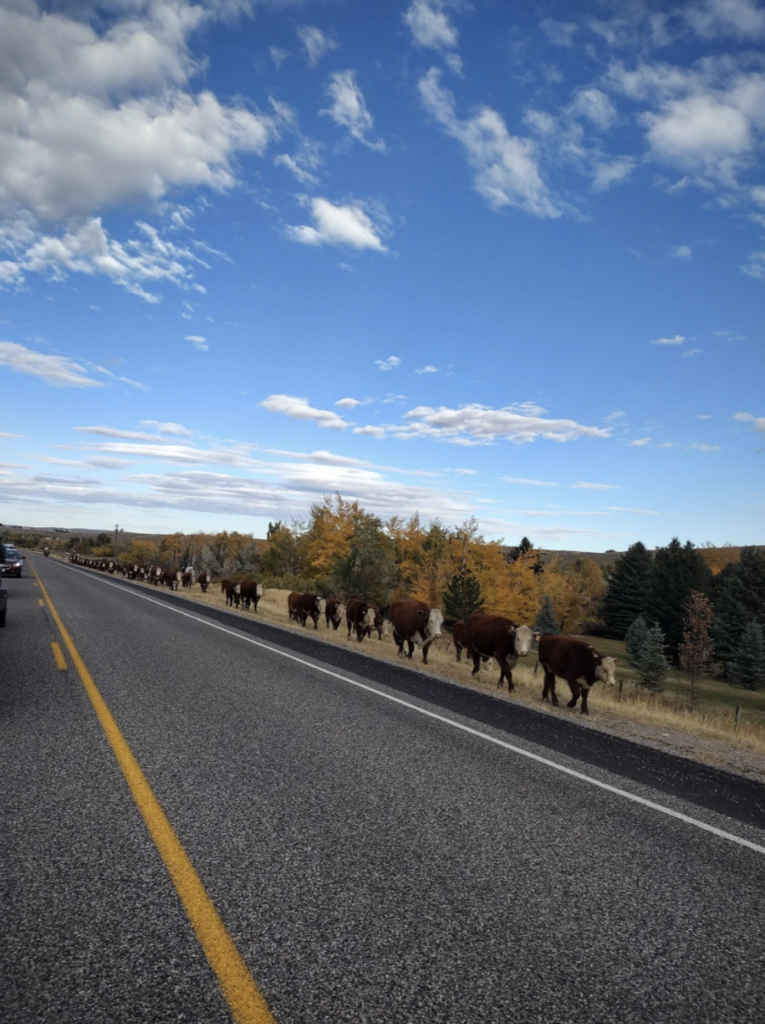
682, 348, 703, 357
0, 341, 103, 388
398, 403, 609, 445
0, 2, 274, 299
686, 0, 765, 39
285, 197, 388, 251
627, 437, 652, 446
139, 421, 192, 436
650, 334, 687, 345
335, 397, 361, 409
321, 71, 385, 150
734, 411, 765, 433
297, 25, 338, 67
375, 356, 401, 371
414, 365, 438, 374
669, 244, 692, 258
353, 425, 386, 438
185, 334, 208, 351
591, 157, 636, 191
260, 394, 350, 430
418, 68, 561, 217
569, 88, 617, 130
404, 0, 461, 69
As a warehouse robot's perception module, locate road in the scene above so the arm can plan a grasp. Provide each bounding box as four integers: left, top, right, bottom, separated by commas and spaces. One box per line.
2, 553, 765, 1024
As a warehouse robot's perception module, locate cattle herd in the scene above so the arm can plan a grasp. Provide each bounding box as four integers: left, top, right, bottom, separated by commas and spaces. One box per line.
68, 554, 617, 713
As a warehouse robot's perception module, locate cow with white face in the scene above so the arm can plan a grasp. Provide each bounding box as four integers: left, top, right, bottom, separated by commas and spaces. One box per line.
389, 600, 444, 665
538, 634, 617, 715
465, 614, 534, 691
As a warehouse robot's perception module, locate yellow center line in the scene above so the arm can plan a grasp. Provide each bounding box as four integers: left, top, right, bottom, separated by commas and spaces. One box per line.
38, 598, 44, 607
29, 560, 278, 1024
51, 641, 67, 670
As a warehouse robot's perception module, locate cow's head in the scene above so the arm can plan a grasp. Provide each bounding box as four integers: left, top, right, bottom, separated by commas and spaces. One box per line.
363, 607, 376, 628
333, 602, 346, 624
379, 616, 391, 638
426, 608, 444, 639
317, 597, 326, 614
513, 624, 534, 657
256, 583, 264, 597
595, 655, 617, 687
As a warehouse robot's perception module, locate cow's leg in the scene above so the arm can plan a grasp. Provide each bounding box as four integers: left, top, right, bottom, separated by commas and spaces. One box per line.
497, 658, 514, 691
566, 676, 581, 709
407, 639, 415, 660
542, 670, 559, 706
455, 643, 462, 663
422, 639, 434, 665
580, 684, 591, 715
471, 650, 482, 677
312, 613, 319, 630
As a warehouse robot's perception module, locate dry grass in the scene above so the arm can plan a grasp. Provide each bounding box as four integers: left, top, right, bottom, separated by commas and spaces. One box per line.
69, 566, 765, 776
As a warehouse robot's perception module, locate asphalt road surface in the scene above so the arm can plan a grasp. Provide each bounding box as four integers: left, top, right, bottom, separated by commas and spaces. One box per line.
3, 554, 765, 1024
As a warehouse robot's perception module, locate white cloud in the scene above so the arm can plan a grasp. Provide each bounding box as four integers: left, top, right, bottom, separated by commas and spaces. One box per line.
353, 425, 386, 438
270, 47, 289, 70
540, 18, 578, 47
321, 71, 385, 151
0, 432, 23, 439
650, 334, 687, 345
716, 329, 746, 340
697, 414, 714, 419
260, 394, 349, 430
399, 403, 609, 444
285, 197, 388, 251
734, 412, 765, 433
682, 348, 703, 357
569, 89, 617, 130
139, 421, 192, 436
686, 0, 765, 39
87, 457, 128, 469
418, 68, 562, 218
185, 334, 208, 351
404, 1, 459, 51
607, 506, 661, 515
605, 410, 627, 423
571, 482, 619, 490
741, 250, 765, 281
669, 244, 692, 259
297, 25, 338, 68
501, 476, 557, 486
0, 341, 103, 388
0, 2, 274, 299
335, 397, 361, 409
627, 437, 652, 446
74, 425, 170, 441
687, 442, 722, 451
591, 157, 636, 192
375, 356, 401, 372
414, 365, 439, 374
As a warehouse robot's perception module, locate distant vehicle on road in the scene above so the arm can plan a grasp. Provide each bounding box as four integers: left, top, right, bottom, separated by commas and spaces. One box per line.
1, 545, 23, 578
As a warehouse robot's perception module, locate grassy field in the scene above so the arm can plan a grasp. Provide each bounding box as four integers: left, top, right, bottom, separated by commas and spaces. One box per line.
92, 571, 765, 766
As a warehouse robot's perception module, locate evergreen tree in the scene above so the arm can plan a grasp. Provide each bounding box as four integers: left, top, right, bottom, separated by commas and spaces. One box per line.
648, 538, 714, 662
600, 542, 653, 638
728, 621, 765, 691
328, 516, 399, 608
636, 623, 670, 691
712, 547, 765, 671
442, 565, 484, 623
624, 615, 649, 671
505, 536, 544, 574
679, 591, 715, 710
534, 593, 560, 634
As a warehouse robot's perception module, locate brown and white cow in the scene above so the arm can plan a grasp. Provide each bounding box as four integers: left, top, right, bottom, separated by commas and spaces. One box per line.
345, 598, 371, 641
287, 591, 302, 621
465, 613, 534, 690
389, 599, 444, 665
163, 569, 182, 591
181, 570, 195, 589
325, 598, 346, 630
297, 593, 325, 629
362, 607, 389, 641
239, 579, 264, 613
223, 580, 241, 608
537, 634, 616, 715
198, 572, 211, 593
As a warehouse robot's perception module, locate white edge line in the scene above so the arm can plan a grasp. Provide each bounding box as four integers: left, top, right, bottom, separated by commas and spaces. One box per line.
56, 560, 765, 857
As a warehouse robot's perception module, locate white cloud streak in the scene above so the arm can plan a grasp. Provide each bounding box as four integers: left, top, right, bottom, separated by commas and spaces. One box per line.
260, 394, 350, 430
286, 197, 388, 251
0, 341, 103, 388
322, 71, 385, 151
297, 25, 338, 68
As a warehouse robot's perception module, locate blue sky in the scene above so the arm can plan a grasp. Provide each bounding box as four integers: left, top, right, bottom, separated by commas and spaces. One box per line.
0, 0, 763, 550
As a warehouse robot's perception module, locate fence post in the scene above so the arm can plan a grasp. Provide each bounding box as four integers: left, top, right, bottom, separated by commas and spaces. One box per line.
735, 704, 741, 730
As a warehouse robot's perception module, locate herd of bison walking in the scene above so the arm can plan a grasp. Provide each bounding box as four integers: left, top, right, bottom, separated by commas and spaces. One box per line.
69, 554, 617, 715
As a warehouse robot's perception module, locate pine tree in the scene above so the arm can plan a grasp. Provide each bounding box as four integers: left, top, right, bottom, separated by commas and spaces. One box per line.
636, 623, 670, 691
648, 538, 714, 662
534, 593, 560, 634
728, 621, 765, 691
679, 591, 715, 710
442, 565, 484, 623
713, 548, 765, 671
625, 615, 649, 671
600, 542, 653, 638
